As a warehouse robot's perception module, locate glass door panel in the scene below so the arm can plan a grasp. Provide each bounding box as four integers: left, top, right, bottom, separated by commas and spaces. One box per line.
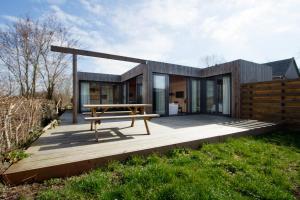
100, 85, 113, 104
222, 76, 231, 115
217, 78, 223, 113
80, 82, 90, 112
153, 74, 167, 115
191, 79, 201, 112
136, 75, 143, 103
90, 82, 101, 105
206, 80, 216, 113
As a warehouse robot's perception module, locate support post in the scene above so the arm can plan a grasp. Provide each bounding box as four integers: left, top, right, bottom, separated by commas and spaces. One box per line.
72, 54, 78, 124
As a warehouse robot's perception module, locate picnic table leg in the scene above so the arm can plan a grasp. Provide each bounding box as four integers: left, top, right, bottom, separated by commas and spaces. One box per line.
140, 106, 145, 114
143, 117, 150, 135
90, 108, 96, 131
94, 121, 100, 142
130, 107, 137, 127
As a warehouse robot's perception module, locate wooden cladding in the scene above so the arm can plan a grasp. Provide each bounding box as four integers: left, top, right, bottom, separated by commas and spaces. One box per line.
240, 79, 300, 125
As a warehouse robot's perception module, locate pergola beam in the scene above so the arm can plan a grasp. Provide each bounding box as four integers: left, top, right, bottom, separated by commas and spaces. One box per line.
51, 45, 147, 64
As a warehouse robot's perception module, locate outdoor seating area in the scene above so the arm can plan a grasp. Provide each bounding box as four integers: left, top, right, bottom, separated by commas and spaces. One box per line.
83, 104, 159, 141
2, 111, 278, 185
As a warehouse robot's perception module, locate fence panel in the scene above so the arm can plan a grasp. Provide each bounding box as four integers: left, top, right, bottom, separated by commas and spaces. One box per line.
240, 79, 300, 125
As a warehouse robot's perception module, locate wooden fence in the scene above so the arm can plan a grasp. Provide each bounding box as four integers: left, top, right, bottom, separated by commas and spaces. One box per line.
240, 79, 300, 125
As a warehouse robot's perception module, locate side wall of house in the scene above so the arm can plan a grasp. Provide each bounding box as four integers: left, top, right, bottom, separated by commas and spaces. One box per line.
239, 60, 272, 83
78, 72, 121, 82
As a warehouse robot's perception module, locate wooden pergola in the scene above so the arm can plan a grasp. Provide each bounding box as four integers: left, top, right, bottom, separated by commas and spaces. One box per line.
51, 45, 147, 123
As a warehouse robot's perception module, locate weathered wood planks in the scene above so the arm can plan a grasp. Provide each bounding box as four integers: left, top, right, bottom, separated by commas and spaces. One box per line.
241, 78, 300, 125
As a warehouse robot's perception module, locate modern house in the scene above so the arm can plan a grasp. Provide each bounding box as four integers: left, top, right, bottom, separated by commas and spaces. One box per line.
264, 58, 300, 80
50, 46, 298, 120
78, 59, 276, 118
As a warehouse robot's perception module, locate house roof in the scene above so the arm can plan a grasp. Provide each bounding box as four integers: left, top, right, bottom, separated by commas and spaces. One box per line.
263, 58, 296, 77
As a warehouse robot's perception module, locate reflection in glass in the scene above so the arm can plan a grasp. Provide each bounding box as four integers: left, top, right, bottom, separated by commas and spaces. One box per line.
80, 82, 90, 111
222, 76, 231, 114
136, 75, 143, 103
191, 79, 201, 112
100, 85, 113, 104
153, 74, 166, 115
206, 80, 215, 112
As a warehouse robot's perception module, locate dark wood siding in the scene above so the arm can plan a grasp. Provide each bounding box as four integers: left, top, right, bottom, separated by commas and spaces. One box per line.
120, 64, 145, 82
239, 60, 272, 83
78, 72, 121, 82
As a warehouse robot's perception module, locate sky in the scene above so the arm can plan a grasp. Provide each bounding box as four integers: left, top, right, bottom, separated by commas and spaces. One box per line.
0, 0, 300, 75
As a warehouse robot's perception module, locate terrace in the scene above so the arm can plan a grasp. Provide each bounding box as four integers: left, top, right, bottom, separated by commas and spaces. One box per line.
2, 111, 278, 185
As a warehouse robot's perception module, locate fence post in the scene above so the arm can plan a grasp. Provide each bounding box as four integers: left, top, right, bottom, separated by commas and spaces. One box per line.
281, 81, 285, 121
249, 85, 253, 119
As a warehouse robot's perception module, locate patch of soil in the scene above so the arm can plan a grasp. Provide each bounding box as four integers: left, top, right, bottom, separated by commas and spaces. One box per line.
0, 181, 64, 200
1, 183, 45, 200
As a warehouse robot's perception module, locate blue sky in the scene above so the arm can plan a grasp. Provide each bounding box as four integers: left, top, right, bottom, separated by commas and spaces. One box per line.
1, 0, 300, 74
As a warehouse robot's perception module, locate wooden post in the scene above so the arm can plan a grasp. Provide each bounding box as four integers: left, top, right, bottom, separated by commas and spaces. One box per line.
73, 54, 78, 124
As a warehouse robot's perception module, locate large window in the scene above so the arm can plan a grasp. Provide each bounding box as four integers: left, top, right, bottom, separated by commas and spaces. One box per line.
80, 82, 122, 112
153, 74, 167, 115
191, 79, 201, 112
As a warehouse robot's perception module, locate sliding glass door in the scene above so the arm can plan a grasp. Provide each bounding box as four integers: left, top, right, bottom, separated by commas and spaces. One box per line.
206, 80, 216, 113
136, 75, 143, 104
191, 79, 201, 113
205, 75, 231, 115
153, 74, 168, 115
80, 82, 90, 111
222, 76, 231, 115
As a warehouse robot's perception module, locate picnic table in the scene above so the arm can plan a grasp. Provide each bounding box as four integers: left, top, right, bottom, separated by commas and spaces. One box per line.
83, 104, 159, 142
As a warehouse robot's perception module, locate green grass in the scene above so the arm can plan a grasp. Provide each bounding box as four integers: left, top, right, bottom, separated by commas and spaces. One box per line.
37, 131, 300, 200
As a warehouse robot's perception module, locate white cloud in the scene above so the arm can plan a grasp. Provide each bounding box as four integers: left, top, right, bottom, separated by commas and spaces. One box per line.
79, 0, 104, 15
50, 5, 89, 27
1, 15, 20, 22
22, 0, 300, 72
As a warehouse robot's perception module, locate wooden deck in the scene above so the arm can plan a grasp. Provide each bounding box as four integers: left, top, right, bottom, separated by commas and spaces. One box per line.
2, 111, 279, 185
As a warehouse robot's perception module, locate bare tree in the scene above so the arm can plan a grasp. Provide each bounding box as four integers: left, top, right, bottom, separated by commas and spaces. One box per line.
0, 16, 76, 99
0, 66, 17, 96
199, 54, 226, 68
38, 17, 76, 100
0, 17, 35, 96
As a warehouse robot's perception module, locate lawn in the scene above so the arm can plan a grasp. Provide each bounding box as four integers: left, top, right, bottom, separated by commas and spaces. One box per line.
36, 131, 300, 200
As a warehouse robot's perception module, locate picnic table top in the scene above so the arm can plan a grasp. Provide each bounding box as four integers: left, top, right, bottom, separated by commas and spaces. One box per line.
83, 104, 152, 108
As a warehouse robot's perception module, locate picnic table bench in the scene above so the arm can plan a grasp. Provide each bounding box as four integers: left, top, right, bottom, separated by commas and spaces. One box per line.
83, 104, 159, 142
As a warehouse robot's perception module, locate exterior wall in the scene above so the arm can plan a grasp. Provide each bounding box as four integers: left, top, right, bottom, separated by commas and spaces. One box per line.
78, 71, 121, 82
77, 59, 273, 118
199, 60, 240, 118
121, 64, 145, 82
239, 60, 272, 83
285, 63, 300, 79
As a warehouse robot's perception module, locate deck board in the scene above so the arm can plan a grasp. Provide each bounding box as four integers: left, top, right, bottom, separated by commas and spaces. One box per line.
2, 111, 278, 185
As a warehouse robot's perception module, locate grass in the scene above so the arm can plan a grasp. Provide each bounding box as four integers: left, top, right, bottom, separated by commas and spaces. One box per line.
36, 131, 300, 200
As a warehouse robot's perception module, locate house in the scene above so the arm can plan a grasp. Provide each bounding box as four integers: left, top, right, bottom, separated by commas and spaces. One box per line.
50, 46, 298, 120
264, 58, 300, 80
78, 59, 275, 118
